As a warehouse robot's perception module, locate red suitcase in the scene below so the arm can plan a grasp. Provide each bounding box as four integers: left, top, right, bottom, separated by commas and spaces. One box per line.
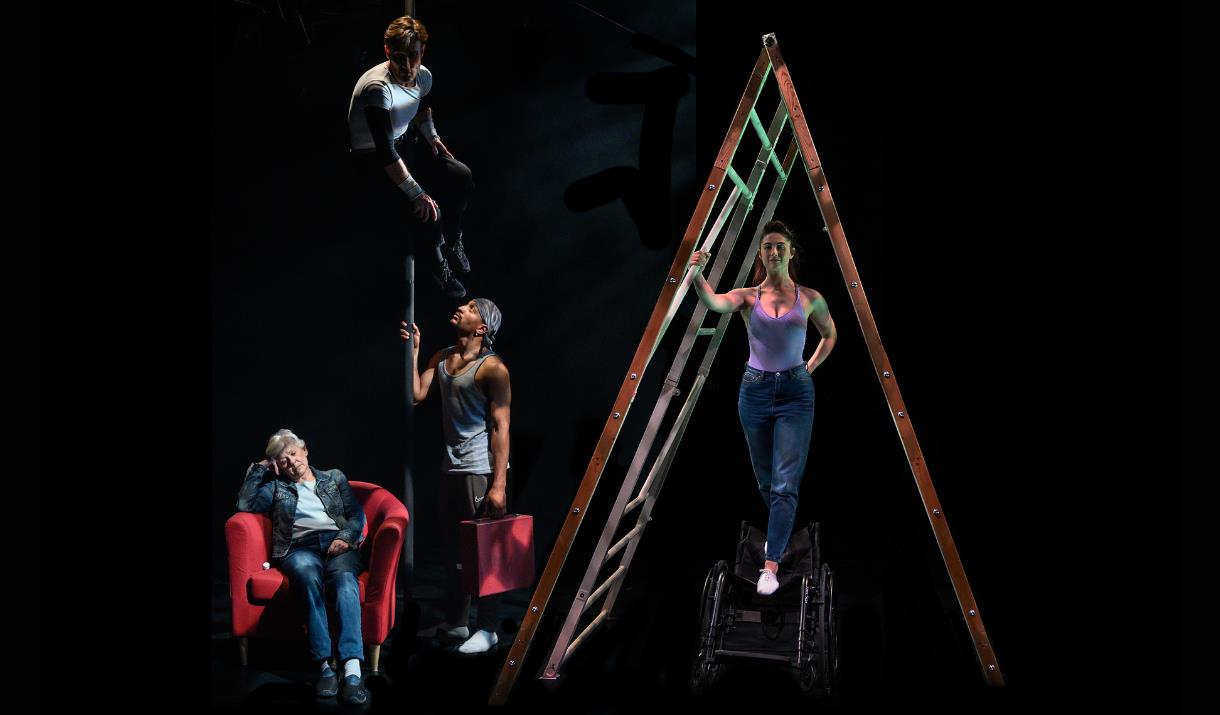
458, 513, 536, 597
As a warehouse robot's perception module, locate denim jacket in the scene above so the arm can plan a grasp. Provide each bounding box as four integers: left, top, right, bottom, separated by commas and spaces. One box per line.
236, 463, 367, 559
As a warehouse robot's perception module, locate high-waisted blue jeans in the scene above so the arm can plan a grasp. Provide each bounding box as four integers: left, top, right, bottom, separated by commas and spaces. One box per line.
737, 364, 815, 564
279, 529, 365, 664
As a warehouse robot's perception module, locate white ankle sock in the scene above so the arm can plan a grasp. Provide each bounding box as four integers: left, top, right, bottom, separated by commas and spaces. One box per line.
446, 625, 470, 639
343, 658, 361, 678
320, 660, 335, 676
457, 629, 498, 654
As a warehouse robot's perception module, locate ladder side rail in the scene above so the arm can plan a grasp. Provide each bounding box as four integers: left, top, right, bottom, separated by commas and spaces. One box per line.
764, 33, 1005, 686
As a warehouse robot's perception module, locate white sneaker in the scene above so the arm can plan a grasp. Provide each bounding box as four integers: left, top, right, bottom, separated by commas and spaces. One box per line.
457, 629, 499, 654
757, 568, 779, 596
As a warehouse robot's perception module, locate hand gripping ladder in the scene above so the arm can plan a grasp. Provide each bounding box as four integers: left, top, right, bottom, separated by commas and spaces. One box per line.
488, 33, 1004, 705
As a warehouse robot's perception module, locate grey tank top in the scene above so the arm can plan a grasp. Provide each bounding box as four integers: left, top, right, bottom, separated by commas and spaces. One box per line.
437, 347, 506, 475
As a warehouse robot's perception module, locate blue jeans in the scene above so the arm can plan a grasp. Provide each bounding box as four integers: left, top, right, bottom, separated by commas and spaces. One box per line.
278, 530, 365, 664
737, 364, 815, 563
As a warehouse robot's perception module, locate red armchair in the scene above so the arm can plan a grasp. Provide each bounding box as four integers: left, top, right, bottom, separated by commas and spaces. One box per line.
225, 480, 408, 672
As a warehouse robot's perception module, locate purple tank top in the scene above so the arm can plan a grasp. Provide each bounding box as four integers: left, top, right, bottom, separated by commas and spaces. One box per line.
746, 284, 807, 372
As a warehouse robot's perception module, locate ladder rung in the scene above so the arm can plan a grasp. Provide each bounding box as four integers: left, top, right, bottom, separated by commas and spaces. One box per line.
625, 464, 658, 511
580, 565, 625, 613
564, 609, 610, 662
748, 108, 789, 181
724, 166, 754, 202
605, 523, 645, 560
771, 159, 788, 184
748, 108, 772, 151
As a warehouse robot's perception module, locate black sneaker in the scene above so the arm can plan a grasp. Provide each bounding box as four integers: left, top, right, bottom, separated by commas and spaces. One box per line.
433, 260, 467, 298
341, 674, 368, 705
316, 671, 339, 698
444, 232, 471, 273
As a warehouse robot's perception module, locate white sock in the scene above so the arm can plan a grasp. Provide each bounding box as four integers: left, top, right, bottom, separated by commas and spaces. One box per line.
446, 625, 470, 639
320, 660, 335, 676
343, 658, 361, 678
457, 629, 498, 654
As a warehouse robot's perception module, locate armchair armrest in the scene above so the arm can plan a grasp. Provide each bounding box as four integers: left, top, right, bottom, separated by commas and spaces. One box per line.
225, 512, 272, 602
364, 515, 406, 602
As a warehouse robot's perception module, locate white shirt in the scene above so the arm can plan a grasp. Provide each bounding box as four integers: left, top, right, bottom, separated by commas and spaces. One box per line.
347, 63, 434, 151
292, 479, 340, 540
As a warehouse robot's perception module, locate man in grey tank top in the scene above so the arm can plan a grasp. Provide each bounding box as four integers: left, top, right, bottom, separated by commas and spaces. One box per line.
401, 297, 512, 654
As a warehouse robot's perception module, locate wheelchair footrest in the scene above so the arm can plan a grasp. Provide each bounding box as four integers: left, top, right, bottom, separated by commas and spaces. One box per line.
713, 649, 796, 665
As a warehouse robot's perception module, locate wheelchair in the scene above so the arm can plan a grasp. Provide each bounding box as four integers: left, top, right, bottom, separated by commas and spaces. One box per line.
691, 521, 839, 699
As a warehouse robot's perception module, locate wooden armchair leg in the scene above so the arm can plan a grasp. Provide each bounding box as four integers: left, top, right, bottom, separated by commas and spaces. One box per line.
238, 637, 249, 666
367, 644, 381, 674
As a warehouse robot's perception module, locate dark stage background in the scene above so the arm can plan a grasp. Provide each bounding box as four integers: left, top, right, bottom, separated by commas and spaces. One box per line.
211, 0, 698, 593
203, 0, 1180, 711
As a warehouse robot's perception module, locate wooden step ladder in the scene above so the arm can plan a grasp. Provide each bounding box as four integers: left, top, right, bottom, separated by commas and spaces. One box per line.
488, 33, 1004, 705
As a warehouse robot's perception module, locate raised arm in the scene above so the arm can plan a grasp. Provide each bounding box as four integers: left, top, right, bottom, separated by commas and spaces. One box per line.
688, 250, 748, 314
804, 288, 837, 374
236, 459, 278, 513
400, 321, 443, 404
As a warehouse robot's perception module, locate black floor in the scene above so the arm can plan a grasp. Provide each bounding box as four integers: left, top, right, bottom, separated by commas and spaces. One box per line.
210, 558, 1032, 713
212, 560, 532, 713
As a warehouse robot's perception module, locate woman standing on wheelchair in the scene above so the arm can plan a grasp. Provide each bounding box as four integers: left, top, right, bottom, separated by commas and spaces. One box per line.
690, 220, 836, 595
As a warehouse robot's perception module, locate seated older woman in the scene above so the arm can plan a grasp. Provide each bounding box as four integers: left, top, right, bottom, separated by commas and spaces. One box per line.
236, 429, 369, 705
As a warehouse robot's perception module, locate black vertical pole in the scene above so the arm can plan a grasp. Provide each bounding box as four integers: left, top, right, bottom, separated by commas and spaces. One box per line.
403, 253, 416, 597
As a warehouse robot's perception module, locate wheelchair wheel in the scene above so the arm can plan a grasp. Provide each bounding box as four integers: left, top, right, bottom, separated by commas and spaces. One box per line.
799, 564, 834, 699
691, 657, 725, 695
798, 659, 819, 697
691, 560, 728, 695
826, 568, 840, 693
